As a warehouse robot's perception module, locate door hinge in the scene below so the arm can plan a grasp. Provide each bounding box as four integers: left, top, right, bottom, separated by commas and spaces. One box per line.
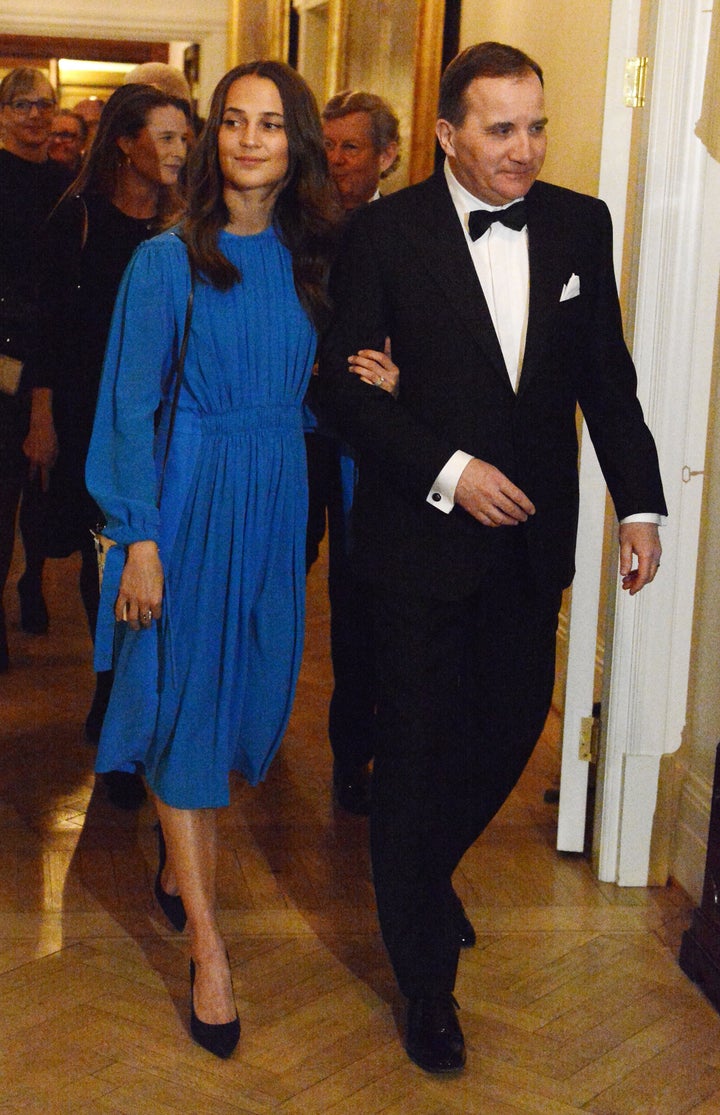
624, 56, 649, 108
579, 712, 600, 763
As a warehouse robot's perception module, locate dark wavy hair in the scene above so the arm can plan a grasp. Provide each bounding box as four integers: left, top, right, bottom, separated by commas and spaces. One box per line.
181, 60, 340, 326
439, 42, 544, 127
66, 83, 192, 224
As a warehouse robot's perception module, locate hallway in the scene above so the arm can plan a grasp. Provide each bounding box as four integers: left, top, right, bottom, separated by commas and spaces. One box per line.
1, 545, 719, 1113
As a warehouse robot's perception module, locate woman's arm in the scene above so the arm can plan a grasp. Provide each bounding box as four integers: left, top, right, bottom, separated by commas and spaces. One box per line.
86, 237, 187, 626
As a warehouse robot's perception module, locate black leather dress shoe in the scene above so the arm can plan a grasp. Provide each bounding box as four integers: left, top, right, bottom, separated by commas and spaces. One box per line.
332, 763, 371, 815
405, 994, 466, 1073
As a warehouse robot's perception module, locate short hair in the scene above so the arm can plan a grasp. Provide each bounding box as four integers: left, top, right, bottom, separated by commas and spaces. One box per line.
322, 89, 400, 178
0, 66, 55, 107
124, 63, 193, 107
51, 108, 88, 143
439, 42, 544, 126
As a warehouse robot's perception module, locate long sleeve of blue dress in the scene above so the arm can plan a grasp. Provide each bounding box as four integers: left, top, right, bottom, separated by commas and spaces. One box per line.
86, 232, 190, 548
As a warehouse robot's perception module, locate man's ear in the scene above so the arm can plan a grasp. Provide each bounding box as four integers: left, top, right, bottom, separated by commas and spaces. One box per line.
378, 141, 399, 176
436, 119, 455, 158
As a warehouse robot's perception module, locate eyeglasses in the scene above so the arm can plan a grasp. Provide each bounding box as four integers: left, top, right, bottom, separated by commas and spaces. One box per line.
4, 98, 56, 116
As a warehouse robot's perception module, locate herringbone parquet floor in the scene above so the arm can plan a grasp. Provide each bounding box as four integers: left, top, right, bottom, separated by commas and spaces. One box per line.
1, 544, 719, 1114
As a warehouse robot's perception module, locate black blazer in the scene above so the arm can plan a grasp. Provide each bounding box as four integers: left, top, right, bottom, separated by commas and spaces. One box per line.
316, 170, 667, 601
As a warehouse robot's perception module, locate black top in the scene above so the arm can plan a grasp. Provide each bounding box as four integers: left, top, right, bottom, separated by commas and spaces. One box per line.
0, 149, 70, 367
22, 192, 159, 550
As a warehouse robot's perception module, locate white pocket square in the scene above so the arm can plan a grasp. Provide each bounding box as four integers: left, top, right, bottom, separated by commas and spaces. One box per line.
560, 273, 580, 301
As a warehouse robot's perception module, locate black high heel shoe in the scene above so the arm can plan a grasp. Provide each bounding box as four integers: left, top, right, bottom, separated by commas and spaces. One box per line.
189, 958, 240, 1059
154, 822, 187, 932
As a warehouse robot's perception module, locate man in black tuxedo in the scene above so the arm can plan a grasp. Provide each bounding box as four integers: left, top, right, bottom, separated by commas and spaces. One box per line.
317, 42, 666, 1073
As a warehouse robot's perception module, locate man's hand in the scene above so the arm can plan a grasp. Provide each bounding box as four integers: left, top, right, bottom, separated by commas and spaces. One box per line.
454, 457, 535, 526
619, 521, 662, 595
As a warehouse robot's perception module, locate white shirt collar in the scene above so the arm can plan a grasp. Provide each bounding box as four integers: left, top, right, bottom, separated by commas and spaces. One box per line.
443, 159, 526, 225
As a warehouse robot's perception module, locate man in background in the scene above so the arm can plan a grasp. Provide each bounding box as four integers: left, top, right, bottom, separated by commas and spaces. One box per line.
72, 96, 104, 153
47, 108, 87, 175
306, 91, 400, 815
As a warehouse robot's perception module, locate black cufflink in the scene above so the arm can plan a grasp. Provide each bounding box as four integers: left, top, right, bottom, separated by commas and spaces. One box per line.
432, 492, 441, 502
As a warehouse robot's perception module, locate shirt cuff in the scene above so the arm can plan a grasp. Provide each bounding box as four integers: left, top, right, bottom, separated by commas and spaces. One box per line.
619, 513, 665, 525
426, 450, 474, 514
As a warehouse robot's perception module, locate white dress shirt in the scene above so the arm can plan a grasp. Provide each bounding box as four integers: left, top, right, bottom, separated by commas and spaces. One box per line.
424, 162, 661, 527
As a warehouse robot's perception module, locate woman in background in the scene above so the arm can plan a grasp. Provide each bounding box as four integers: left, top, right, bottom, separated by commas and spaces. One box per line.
0, 67, 69, 672
86, 61, 338, 1057
23, 83, 192, 807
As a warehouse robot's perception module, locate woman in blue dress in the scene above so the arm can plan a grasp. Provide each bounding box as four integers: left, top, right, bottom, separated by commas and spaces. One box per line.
86, 61, 338, 1058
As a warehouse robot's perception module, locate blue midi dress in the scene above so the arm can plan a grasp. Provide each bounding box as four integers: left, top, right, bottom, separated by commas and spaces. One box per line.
86, 227, 316, 808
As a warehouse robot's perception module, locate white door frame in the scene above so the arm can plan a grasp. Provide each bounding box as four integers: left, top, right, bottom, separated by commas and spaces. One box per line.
556, 0, 645, 853
560, 0, 718, 884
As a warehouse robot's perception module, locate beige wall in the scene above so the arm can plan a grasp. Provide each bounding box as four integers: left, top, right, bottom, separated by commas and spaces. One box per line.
460, 0, 613, 196
671, 286, 720, 902
685, 315, 720, 791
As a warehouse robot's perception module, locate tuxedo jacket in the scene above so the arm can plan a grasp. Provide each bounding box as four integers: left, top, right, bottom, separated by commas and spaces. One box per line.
316, 170, 667, 602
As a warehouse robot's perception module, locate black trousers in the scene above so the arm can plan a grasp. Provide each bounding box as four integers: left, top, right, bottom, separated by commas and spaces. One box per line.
305, 432, 375, 771
370, 532, 561, 998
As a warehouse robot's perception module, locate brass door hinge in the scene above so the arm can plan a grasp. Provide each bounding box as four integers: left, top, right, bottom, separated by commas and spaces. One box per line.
579, 713, 600, 763
624, 57, 649, 108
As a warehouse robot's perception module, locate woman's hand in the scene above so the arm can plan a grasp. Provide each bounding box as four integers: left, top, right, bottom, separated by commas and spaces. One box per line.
348, 336, 399, 397
23, 388, 58, 491
116, 540, 164, 630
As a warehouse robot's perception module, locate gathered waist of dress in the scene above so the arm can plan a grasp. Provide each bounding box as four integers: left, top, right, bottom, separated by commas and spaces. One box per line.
172, 404, 302, 437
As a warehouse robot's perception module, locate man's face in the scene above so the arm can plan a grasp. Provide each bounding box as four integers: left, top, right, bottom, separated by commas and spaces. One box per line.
436, 72, 547, 206
47, 113, 85, 169
323, 111, 396, 211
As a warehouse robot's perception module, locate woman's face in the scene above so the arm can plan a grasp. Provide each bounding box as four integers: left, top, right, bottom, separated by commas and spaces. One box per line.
217, 75, 289, 203
0, 77, 56, 158
118, 105, 190, 187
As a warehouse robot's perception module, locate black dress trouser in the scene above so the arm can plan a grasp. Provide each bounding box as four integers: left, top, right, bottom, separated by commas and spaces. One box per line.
305, 431, 376, 771
370, 529, 562, 998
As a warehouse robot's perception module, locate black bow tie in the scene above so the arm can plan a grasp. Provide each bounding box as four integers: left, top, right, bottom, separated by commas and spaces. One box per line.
468, 200, 527, 241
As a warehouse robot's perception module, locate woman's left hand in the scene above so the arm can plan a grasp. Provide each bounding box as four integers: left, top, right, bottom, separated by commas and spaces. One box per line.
115, 540, 164, 630
348, 336, 399, 397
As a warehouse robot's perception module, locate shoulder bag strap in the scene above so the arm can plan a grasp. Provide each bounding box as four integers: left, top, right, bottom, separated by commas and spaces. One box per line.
159, 255, 196, 502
